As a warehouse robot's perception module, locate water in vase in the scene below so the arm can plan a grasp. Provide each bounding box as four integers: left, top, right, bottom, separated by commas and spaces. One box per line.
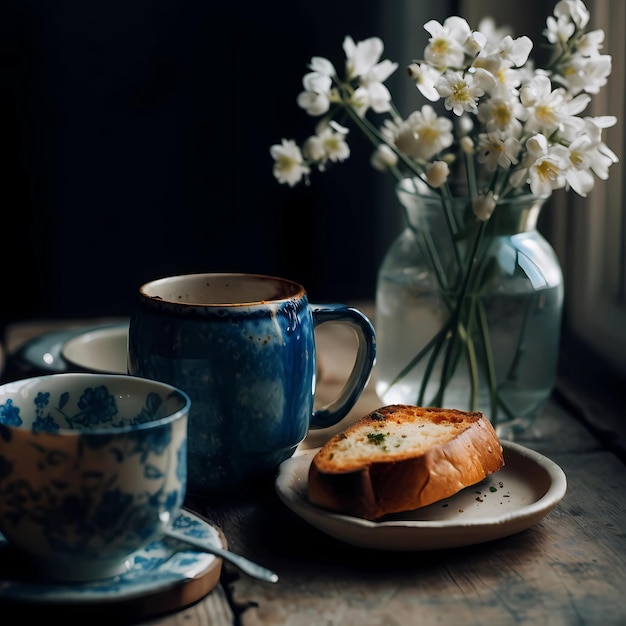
375, 267, 563, 438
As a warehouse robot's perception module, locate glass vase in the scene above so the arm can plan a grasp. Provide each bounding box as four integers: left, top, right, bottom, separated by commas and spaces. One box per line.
375, 179, 564, 438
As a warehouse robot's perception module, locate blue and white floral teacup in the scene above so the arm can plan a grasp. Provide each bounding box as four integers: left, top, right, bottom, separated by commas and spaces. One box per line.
0, 373, 190, 582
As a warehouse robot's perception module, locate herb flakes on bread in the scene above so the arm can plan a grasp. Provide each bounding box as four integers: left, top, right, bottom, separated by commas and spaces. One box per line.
307, 404, 504, 520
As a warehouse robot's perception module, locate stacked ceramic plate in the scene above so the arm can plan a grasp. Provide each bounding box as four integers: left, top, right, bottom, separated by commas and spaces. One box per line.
12, 322, 129, 375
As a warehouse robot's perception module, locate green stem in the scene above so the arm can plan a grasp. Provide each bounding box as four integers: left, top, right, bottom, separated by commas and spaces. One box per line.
382, 321, 451, 395
459, 312, 479, 410
476, 298, 499, 425
417, 317, 455, 406
506, 283, 538, 384
432, 219, 487, 407
431, 318, 471, 409
388, 195, 489, 412
438, 187, 464, 272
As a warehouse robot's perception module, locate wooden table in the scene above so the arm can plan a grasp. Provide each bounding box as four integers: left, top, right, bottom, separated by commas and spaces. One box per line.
1, 307, 625, 625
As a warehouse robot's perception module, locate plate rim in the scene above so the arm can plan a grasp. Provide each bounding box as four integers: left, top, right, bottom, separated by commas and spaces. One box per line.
275, 440, 567, 549
12, 321, 129, 374
61, 324, 129, 374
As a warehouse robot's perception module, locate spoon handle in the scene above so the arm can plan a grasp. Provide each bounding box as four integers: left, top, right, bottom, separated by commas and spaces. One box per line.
164, 529, 279, 584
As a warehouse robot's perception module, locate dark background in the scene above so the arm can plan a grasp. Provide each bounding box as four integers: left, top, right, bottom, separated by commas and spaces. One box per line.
0, 0, 439, 334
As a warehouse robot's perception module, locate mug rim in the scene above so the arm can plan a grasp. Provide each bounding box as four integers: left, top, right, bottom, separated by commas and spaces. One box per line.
138, 272, 307, 307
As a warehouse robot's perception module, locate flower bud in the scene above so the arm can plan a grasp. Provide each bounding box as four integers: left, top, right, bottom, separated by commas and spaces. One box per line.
460, 136, 474, 154
519, 83, 538, 107
370, 144, 397, 171
465, 31, 486, 56
425, 161, 450, 188
407, 62, 420, 80
302, 136, 325, 162
443, 153, 456, 165
473, 192, 498, 221
458, 113, 474, 135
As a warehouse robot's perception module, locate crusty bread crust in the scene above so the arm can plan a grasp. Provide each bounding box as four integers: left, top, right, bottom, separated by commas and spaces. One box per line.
308, 404, 504, 520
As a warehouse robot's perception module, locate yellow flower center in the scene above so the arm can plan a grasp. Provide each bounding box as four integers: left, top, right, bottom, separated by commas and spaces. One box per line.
535, 104, 555, 125
492, 102, 512, 127
569, 151, 584, 167
488, 140, 503, 154
419, 127, 439, 144
536, 159, 560, 181
277, 155, 296, 171
324, 136, 340, 152
431, 38, 449, 56
452, 82, 471, 102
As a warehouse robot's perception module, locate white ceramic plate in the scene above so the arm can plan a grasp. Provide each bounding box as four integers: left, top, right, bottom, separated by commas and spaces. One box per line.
275, 441, 567, 551
61, 324, 129, 374
12, 322, 128, 375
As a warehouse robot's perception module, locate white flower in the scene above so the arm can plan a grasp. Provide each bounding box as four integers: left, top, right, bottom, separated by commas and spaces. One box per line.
343, 36, 398, 115
423, 16, 471, 68
553, 54, 612, 95
545, 1, 590, 47
302, 123, 350, 170
297, 71, 333, 116
561, 142, 596, 196
528, 154, 567, 195
579, 116, 620, 178
554, 0, 590, 29
472, 35, 533, 101
350, 82, 393, 117
512, 134, 568, 195
585, 115, 618, 132
544, 13, 576, 45
520, 75, 590, 135
383, 118, 417, 158
407, 62, 441, 102
309, 56, 336, 77
476, 17, 514, 52
344, 36, 382, 79
435, 71, 485, 115
491, 35, 533, 68
476, 131, 521, 172
576, 29, 605, 57
477, 96, 525, 134
388, 105, 454, 161
270, 139, 310, 187
563, 117, 619, 188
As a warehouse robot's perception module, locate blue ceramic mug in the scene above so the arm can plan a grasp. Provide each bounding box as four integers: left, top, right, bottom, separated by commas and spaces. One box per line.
127, 273, 376, 496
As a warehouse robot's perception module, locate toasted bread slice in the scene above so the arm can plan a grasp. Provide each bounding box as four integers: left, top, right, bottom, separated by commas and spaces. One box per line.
308, 404, 504, 520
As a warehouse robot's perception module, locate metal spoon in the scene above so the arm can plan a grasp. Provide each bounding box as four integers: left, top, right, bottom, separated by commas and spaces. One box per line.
163, 528, 279, 584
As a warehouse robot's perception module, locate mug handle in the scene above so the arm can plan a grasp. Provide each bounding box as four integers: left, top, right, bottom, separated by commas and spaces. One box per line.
309, 304, 377, 429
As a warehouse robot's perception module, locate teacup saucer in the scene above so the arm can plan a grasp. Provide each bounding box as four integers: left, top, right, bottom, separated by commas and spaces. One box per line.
0, 509, 225, 620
